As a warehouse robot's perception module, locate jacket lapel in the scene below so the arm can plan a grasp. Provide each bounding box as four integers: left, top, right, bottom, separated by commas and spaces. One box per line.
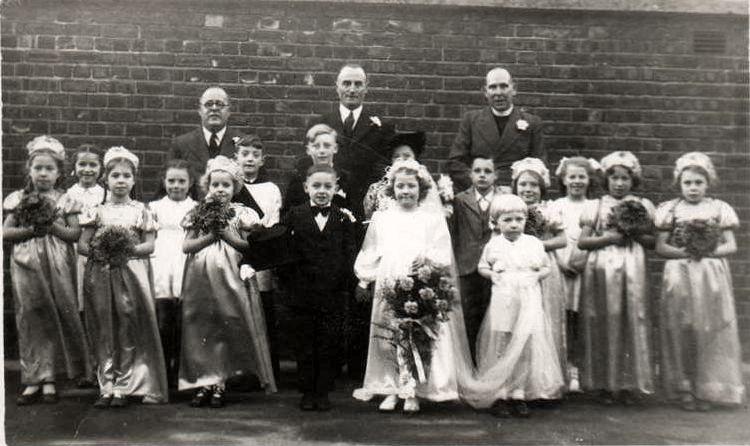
459, 190, 482, 218
351, 108, 373, 143
497, 107, 522, 153
477, 108, 501, 151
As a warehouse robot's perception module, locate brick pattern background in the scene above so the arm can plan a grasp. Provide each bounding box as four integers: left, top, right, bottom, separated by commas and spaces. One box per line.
2, 0, 749, 358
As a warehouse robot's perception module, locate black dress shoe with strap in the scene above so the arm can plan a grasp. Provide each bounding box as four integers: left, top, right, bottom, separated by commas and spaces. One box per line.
16, 388, 42, 406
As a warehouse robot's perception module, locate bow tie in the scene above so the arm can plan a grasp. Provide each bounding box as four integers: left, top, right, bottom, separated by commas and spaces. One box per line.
311, 205, 331, 217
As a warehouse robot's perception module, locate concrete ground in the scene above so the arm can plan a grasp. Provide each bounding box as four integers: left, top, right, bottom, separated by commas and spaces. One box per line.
4, 361, 750, 446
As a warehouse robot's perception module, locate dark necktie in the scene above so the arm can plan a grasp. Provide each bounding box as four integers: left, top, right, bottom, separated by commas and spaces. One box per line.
208, 131, 219, 157
344, 111, 355, 137
312, 205, 331, 217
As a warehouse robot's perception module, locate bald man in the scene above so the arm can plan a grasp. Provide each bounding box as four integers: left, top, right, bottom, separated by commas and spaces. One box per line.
447, 68, 545, 191
169, 86, 245, 180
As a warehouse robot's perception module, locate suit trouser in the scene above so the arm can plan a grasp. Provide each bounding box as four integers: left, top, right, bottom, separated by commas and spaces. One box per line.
459, 272, 491, 364
260, 290, 281, 380
288, 309, 339, 395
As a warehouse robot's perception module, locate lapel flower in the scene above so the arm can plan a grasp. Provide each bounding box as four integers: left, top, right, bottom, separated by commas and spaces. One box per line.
516, 119, 529, 131
340, 207, 357, 223
369, 116, 382, 127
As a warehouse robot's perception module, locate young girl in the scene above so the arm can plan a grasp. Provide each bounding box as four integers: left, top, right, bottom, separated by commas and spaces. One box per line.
78, 146, 167, 408
180, 156, 277, 408
577, 151, 655, 404
353, 159, 473, 414
510, 158, 567, 378
3, 136, 92, 405
462, 194, 564, 418
550, 156, 601, 391
148, 159, 197, 388
655, 152, 746, 410
66, 145, 106, 315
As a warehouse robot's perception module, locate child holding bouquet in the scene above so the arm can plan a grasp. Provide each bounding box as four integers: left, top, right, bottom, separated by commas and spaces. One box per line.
78, 146, 167, 408
510, 158, 567, 375
3, 136, 92, 405
577, 151, 655, 405
353, 159, 473, 414
655, 152, 745, 410
461, 194, 564, 418
180, 156, 276, 408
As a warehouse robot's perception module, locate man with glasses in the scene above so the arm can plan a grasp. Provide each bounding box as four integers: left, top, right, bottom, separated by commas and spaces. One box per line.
169, 86, 243, 181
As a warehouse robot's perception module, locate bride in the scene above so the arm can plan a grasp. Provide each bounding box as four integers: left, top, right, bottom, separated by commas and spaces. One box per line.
352, 158, 473, 413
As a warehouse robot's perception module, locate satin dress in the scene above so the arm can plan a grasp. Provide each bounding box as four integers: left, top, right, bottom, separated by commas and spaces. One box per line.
179, 203, 277, 393
656, 198, 745, 404
353, 206, 473, 401
82, 201, 168, 402
578, 194, 655, 394
3, 190, 92, 385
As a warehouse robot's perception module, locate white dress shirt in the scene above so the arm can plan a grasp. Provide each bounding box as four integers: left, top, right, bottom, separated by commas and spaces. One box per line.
339, 104, 363, 128
202, 126, 227, 146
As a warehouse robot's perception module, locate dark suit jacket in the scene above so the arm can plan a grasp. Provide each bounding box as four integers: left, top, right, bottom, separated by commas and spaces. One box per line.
449, 187, 494, 277
168, 126, 244, 179
308, 109, 395, 219
280, 203, 357, 311
447, 107, 545, 191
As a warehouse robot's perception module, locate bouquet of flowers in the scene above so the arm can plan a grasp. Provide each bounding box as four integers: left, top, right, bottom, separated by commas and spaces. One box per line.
607, 199, 653, 240
437, 174, 454, 217
524, 204, 547, 238
187, 195, 235, 234
674, 219, 721, 259
89, 226, 139, 267
14, 192, 59, 230
375, 258, 456, 393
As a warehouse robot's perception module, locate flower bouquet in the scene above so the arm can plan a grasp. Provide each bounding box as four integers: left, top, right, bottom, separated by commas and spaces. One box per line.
437, 174, 454, 217
674, 219, 721, 259
524, 204, 547, 238
89, 226, 139, 267
187, 195, 235, 234
374, 258, 456, 394
607, 199, 653, 240
14, 192, 59, 231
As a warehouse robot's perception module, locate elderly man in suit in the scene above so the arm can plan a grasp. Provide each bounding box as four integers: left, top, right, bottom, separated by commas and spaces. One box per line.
169, 86, 243, 182
447, 67, 545, 191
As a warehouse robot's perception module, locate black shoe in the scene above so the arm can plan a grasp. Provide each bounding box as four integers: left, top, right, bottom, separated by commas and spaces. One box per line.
491, 401, 512, 418
617, 390, 637, 406
190, 388, 211, 408
110, 395, 128, 408
299, 393, 316, 411
41, 392, 59, 404
512, 401, 531, 418
16, 388, 42, 406
93, 394, 113, 409
316, 394, 332, 411
209, 387, 225, 408
599, 390, 615, 406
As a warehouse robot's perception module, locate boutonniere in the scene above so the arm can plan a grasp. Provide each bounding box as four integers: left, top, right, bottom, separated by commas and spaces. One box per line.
369, 116, 382, 127
340, 207, 357, 223
516, 119, 529, 131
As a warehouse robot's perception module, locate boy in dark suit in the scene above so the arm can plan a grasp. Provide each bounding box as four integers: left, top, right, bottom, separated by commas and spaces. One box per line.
449, 156, 498, 363
281, 164, 357, 411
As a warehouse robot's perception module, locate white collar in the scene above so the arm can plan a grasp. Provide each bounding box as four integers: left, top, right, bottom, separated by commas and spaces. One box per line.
339, 104, 363, 125
202, 126, 227, 145
490, 105, 514, 117
474, 188, 495, 202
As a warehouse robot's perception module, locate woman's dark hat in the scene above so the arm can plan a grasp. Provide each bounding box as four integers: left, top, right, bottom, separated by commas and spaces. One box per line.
389, 131, 426, 158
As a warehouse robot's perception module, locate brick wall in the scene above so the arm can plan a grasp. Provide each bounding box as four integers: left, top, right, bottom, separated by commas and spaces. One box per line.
2, 0, 749, 357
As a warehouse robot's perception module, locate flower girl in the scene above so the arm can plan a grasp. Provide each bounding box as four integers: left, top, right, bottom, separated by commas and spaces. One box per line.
655, 152, 745, 410
353, 159, 472, 413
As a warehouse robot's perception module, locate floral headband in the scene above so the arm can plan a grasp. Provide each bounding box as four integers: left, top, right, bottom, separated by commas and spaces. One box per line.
205, 155, 243, 183
600, 151, 642, 179
103, 146, 139, 170
674, 151, 717, 185
27, 135, 65, 160
554, 156, 602, 177
385, 159, 432, 184
510, 157, 550, 188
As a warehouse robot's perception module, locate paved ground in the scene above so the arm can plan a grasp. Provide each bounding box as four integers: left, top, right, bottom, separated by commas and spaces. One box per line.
3, 361, 750, 446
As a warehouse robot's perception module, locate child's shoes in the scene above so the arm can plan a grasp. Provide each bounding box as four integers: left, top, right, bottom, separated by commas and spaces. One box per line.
190, 387, 211, 407
315, 393, 332, 411
93, 394, 113, 409
512, 401, 531, 418
299, 393, 316, 411
110, 392, 128, 408
403, 397, 420, 414
16, 387, 42, 406
209, 386, 225, 408
378, 394, 398, 412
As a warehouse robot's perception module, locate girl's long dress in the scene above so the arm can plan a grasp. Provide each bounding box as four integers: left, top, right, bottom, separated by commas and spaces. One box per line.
65, 183, 105, 311
3, 190, 92, 385
656, 198, 746, 404
148, 196, 196, 299
550, 196, 594, 312
353, 207, 473, 401
535, 201, 567, 371
462, 234, 564, 408
82, 201, 167, 401
179, 204, 277, 393
578, 195, 654, 393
